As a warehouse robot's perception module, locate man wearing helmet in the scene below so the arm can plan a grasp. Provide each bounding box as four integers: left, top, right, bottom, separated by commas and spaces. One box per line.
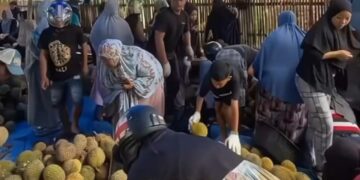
39, 0, 88, 136
112, 105, 278, 180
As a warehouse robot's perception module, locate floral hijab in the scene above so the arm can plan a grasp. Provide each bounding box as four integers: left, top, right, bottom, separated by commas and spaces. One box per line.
98, 39, 163, 114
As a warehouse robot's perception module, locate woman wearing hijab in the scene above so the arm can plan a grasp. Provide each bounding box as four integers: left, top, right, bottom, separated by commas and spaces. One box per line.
0, 9, 18, 46
205, 0, 240, 45
90, 0, 134, 107
24, 0, 62, 136
97, 39, 164, 124
296, 0, 360, 172
251, 11, 307, 144
125, 0, 147, 48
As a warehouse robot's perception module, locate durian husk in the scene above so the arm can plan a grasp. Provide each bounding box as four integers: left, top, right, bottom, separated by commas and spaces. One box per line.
62, 159, 82, 175
80, 165, 95, 180
0, 126, 9, 146
66, 172, 84, 180
111, 170, 127, 180
73, 134, 87, 151
23, 159, 44, 180
87, 148, 106, 168
55, 142, 77, 162
42, 164, 66, 180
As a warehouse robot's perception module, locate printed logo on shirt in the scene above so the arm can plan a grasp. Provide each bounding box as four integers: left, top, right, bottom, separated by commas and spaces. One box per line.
213, 91, 232, 98
48, 40, 71, 72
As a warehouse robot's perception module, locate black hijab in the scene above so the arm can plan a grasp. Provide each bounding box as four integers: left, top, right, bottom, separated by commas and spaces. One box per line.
302, 0, 360, 68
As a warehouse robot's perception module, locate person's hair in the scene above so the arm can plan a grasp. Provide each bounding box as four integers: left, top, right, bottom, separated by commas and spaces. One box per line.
9, 1, 17, 6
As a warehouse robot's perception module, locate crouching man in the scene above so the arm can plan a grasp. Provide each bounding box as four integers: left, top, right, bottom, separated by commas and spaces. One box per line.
189, 49, 247, 155
112, 105, 277, 180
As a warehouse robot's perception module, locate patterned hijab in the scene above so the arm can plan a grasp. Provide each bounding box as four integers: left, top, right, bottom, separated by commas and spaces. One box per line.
98, 39, 163, 114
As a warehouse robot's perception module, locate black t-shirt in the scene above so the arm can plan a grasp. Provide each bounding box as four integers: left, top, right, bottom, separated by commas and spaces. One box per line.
127, 129, 242, 180
199, 69, 241, 103
147, 8, 189, 56
39, 25, 84, 81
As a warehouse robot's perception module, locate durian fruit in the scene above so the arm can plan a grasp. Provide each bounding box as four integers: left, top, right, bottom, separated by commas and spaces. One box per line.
0, 160, 16, 172
0, 160, 15, 179
99, 138, 115, 160
295, 172, 311, 180
240, 147, 250, 158
33, 142, 47, 152
85, 137, 98, 152
111, 170, 127, 180
43, 154, 56, 166
87, 148, 106, 168
190, 122, 208, 137
95, 164, 108, 180
55, 142, 77, 162
245, 153, 262, 167
75, 149, 87, 164
0, 126, 9, 146
66, 173, 84, 180
23, 159, 44, 180
16, 150, 42, 173
32, 150, 43, 160
281, 160, 297, 173
270, 165, 296, 180
43, 164, 66, 180
44, 144, 55, 155
73, 134, 87, 151
242, 144, 251, 150
80, 165, 95, 180
4, 174, 22, 180
45, 145, 55, 155
63, 159, 82, 175
250, 147, 262, 157
95, 134, 109, 143
55, 139, 69, 149
261, 157, 274, 171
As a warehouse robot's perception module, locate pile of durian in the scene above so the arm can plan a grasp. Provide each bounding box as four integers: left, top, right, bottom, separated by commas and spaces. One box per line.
0, 133, 127, 180
241, 144, 311, 180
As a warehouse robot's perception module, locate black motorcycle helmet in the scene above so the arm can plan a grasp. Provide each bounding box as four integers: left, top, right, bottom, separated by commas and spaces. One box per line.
114, 105, 166, 173
125, 105, 167, 139
115, 130, 141, 173
203, 41, 223, 61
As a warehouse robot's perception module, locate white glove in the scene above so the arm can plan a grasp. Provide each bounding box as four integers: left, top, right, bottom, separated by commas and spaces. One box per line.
185, 45, 194, 60
188, 111, 201, 131
183, 56, 191, 67
225, 131, 241, 155
162, 62, 171, 78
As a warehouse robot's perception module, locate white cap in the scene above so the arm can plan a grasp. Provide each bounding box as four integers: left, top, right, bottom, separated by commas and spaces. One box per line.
0, 48, 24, 75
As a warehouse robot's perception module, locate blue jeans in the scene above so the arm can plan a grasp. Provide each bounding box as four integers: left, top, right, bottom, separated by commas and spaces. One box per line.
50, 75, 83, 107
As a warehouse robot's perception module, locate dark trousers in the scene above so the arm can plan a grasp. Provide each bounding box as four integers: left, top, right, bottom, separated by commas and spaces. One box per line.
165, 53, 181, 119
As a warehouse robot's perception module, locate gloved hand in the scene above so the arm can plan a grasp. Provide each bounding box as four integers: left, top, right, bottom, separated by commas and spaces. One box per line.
185, 45, 194, 60
162, 62, 171, 78
188, 111, 201, 131
183, 56, 191, 67
225, 131, 241, 155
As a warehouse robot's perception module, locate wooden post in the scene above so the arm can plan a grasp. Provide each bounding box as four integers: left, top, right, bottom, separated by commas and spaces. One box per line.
27, 0, 33, 20
309, 0, 313, 27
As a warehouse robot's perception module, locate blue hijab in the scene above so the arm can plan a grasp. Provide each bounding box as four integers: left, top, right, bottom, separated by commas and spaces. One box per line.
352, 0, 360, 30
252, 11, 305, 103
